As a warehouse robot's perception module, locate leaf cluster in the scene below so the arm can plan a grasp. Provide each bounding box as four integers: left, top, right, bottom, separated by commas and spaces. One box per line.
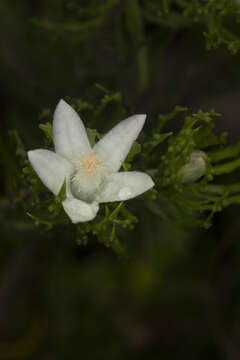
4, 85, 240, 251
144, 0, 240, 53
145, 106, 240, 229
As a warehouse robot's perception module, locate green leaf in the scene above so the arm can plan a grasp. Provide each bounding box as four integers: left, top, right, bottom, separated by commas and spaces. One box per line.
39, 108, 52, 120
48, 181, 67, 216
93, 91, 122, 123
145, 200, 168, 220
208, 142, 240, 163
143, 132, 172, 155
202, 183, 240, 196
39, 122, 53, 143
123, 141, 142, 170
126, 141, 141, 162
86, 128, 102, 147
27, 212, 53, 230
9, 130, 26, 160
213, 157, 240, 175
156, 106, 187, 133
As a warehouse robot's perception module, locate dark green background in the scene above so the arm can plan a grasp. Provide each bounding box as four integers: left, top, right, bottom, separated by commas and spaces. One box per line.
1, 1, 240, 359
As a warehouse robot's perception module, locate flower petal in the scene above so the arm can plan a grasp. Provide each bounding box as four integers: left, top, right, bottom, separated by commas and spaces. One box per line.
62, 198, 99, 223
53, 99, 92, 161
94, 114, 146, 172
95, 171, 154, 203
28, 149, 74, 195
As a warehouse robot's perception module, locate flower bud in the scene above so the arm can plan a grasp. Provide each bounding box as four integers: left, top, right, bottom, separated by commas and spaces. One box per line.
178, 150, 207, 184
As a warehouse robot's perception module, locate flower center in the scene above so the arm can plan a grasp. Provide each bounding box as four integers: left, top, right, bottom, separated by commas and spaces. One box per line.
81, 152, 101, 172
70, 152, 105, 202
71, 152, 102, 174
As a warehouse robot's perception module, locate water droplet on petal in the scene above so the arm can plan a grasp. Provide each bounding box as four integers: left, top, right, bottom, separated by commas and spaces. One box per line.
118, 187, 132, 200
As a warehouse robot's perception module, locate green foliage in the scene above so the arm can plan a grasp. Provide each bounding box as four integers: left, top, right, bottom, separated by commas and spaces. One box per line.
4, 88, 139, 254
91, 84, 123, 126
86, 128, 101, 147
185, 0, 240, 53
142, 106, 187, 160
145, 107, 240, 229
125, 0, 149, 89
32, 0, 118, 39
39, 122, 53, 144
77, 202, 138, 256
5, 85, 240, 251
30, 0, 240, 97
144, 0, 240, 53
123, 141, 142, 170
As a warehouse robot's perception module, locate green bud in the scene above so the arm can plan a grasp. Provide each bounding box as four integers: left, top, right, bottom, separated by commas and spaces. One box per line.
178, 150, 207, 184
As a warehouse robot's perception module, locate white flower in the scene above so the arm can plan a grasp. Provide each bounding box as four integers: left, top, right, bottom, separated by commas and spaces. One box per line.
28, 99, 154, 223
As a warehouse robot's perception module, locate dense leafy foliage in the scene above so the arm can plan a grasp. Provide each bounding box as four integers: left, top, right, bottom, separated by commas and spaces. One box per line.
2, 85, 240, 253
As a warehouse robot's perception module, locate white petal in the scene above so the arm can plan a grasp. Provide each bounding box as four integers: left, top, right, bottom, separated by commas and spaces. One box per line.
94, 114, 146, 173
53, 99, 92, 161
62, 198, 99, 223
95, 171, 154, 203
28, 149, 74, 195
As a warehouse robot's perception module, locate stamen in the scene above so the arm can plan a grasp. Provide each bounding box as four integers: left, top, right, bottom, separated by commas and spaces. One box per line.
72, 152, 102, 173
81, 152, 101, 172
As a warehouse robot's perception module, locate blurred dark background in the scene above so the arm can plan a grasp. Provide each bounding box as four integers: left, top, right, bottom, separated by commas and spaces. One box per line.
1, 1, 240, 359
